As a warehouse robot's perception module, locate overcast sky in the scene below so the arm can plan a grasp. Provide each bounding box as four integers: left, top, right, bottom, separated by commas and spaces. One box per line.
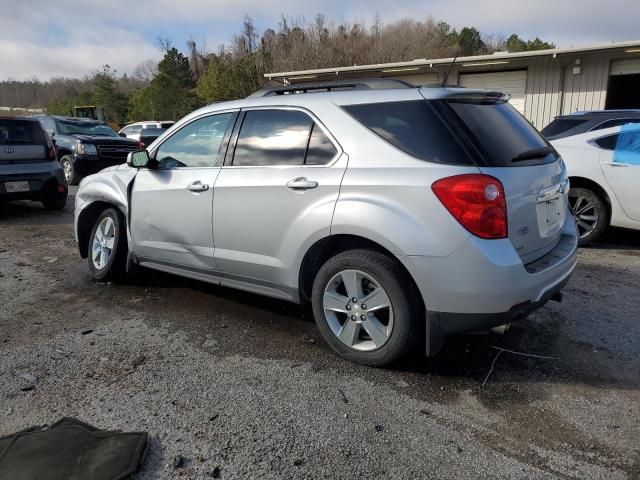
1, 0, 639, 81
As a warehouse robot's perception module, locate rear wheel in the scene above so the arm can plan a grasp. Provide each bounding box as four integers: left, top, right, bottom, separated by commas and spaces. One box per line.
311, 249, 421, 366
87, 208, 127, 281
60, 155, 80, 185
568, 187, 608, 246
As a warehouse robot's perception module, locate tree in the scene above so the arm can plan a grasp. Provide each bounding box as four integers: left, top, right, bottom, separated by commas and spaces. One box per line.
457, 27, 486, 56
129, 48, 199, 121
506, 33, 555, 52
92, 65, 128, 123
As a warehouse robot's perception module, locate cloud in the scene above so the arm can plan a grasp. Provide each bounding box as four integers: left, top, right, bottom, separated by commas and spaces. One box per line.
1, 0, 639, 80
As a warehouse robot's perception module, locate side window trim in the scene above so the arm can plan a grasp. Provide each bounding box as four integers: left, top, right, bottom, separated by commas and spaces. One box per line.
223, 106, 342, 168
149, 109, 239, 167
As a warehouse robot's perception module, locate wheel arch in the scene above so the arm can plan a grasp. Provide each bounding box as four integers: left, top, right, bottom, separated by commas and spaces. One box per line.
57, 148, 73, 160
298, 234, 424, 311
77, 201, 121, 258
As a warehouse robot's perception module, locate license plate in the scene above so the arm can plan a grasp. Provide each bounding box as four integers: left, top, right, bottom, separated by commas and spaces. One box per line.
5, 181, 30, 193
537, 197, 565, 238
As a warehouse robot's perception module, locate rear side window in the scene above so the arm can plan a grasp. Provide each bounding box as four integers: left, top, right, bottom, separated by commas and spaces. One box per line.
0, 119, 46, 145
594, 134, 618, 150
233, 109, 336, 166
541, 118, 589, 137
448, 101, 556, 166
343, 101, 473, 165
160, 122, 174, 129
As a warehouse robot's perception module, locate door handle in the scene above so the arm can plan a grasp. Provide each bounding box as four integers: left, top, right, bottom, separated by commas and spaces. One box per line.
286, 177, 318, 191
602, 161, 630, 167
187, 181, 209, 192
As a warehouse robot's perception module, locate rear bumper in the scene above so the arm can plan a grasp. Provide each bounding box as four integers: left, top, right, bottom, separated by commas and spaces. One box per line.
0, 168, 67, 201
399, 215, 578, 355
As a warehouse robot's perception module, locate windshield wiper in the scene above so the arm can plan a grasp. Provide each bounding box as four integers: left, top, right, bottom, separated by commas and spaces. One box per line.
512, 146, 556, 163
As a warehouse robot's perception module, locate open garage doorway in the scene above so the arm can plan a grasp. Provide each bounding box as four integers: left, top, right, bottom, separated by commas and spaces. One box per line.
606, 58, 640, 109
606, 74, 640, 109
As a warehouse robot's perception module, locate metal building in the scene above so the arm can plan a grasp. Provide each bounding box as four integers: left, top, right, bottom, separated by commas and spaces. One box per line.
264, 40, 640, 129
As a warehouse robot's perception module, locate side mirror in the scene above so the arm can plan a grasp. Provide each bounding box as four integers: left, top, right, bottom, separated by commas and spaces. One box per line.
127, 150, 150, 168
118, 132, 127, 138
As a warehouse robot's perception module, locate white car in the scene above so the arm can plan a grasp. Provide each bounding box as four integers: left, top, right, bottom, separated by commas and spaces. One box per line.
551, 124, 640, 245
118, 121, 174, 141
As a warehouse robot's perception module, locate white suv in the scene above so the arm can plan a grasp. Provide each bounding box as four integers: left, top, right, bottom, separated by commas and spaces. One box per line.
118, 121, 175, 140
75, 80, 578, 366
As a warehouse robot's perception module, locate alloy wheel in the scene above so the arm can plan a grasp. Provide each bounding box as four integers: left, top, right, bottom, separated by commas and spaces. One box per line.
323, 269, 394, 351
569, 193, 599, 239
62, 160, 72, 182
91, 216, 116, 270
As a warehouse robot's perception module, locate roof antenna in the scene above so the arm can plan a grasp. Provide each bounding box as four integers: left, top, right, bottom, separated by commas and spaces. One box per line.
441, 52, 459, 88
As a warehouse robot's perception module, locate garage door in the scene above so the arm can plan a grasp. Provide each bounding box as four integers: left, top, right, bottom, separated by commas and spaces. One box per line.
397, 72, 439, 86
610, 58, 640, 76
459, 70, 527, 113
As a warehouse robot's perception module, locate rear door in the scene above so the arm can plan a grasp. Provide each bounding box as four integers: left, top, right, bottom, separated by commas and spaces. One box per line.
130, 111, 237, 271
212, 107, 345, 296
596, 127, 640, 221
442, 95, 569, 263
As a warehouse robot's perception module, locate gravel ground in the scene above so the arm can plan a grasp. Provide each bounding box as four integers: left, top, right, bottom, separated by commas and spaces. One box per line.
1, 189, 639, 479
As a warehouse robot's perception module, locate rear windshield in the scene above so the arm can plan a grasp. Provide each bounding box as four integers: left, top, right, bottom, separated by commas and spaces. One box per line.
447, 100, 557, 166
541, 118, 589, 138
0, 119, 46, 145
343, 101, 474, 165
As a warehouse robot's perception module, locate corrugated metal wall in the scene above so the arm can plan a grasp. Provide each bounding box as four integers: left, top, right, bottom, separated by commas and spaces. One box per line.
559, 54, 609, 117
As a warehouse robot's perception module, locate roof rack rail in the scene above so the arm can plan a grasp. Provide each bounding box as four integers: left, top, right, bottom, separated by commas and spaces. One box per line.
247, 78, 415, 98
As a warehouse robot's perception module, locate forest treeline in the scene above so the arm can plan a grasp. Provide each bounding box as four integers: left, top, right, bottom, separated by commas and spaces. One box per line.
0, 15, 554, 124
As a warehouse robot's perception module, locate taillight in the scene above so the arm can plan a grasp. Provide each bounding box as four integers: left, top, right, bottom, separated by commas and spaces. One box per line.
432, 174, 508, 239
138, 139, 145, 150
48, 146, 56, 160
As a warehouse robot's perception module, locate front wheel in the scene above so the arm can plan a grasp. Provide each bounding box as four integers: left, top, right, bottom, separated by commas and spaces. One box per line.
311, 249, 421, 366
60, 155, 80, 186
87, 208, 127, 281
568, 187, 608, 246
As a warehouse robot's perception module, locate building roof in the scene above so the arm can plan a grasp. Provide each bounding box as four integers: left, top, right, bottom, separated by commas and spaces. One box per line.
265, 39, 640, 81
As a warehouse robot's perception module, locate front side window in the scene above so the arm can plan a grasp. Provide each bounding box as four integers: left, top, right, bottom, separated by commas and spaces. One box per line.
155, 112, 234, 168
233, 109, 313, 166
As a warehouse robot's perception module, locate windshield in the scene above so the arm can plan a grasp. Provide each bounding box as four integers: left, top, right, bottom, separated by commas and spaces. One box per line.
56, 120, 117, 137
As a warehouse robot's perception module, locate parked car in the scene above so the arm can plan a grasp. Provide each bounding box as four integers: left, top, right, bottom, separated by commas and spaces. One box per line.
0, 117, 67, 209
550, 124, 640, 245
35, 115, 138, 185
74, 80, 578, 366
138, 127, 168, 150
119, 121, 175, 141
542, 110, 640, 141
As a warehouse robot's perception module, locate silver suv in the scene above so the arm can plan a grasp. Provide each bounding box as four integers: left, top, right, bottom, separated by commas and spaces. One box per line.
74, 80, 578, 366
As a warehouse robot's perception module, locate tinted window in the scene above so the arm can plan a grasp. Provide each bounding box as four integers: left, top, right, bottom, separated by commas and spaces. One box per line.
343, 101, 473, 165
591, 118, 640, 131
541, 118, 589, 137
594, 134, 618, 150
156, 113, 233, 168
160, 122, 174, 129
448, 101, 555, 166
305, 124, 337, 165
233, 110, 313, 166
0, 119, 45, 145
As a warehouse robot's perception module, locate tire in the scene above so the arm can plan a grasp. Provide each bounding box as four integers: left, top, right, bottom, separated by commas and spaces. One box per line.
60, 155, 80, 186
311, 249, 421, 366
42, 194, 67, 210
568, 187, 608, 246
87, 208, 128, 282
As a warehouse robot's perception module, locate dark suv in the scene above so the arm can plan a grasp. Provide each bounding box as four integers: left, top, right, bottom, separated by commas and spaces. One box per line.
35, 115, 138, 185
541, 110, 640, 140
0, 117, 67, 210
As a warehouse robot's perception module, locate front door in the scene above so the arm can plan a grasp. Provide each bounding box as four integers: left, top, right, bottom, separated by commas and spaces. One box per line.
212, 108, 346, 297
130, 111, 237, 270
599, 126, 640, 221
